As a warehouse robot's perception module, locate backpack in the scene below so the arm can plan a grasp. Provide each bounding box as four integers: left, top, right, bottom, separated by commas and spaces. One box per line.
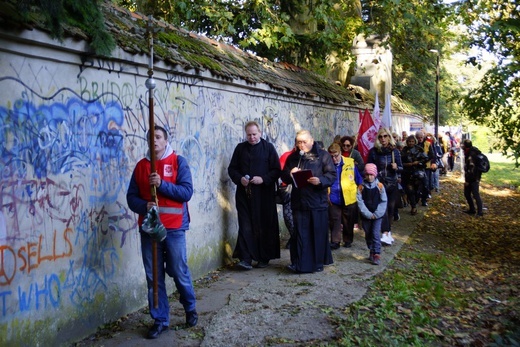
475, 153, 490, 173
433, 142, 443, 159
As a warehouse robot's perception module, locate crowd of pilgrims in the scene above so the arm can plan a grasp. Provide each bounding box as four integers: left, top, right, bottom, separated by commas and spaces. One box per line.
229, 121, 460, 273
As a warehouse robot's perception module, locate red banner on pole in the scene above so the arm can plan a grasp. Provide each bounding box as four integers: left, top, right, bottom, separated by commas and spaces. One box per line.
357, 109, 378, 163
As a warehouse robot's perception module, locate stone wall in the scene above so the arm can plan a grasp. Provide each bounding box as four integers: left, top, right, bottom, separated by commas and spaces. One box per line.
0, 27, 378, 345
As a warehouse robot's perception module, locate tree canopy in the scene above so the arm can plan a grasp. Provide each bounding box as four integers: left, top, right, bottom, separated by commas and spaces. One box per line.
8, 0, 520, 161
115, 0, 458, 119
455, 0, 520, 164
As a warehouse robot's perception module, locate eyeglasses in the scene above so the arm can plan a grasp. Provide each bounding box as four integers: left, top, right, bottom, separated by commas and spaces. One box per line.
342, 143, 352, 148
378, 134, 389, 139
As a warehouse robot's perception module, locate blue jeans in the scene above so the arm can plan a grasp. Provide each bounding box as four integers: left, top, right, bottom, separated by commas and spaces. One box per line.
431, 169, 440, 190
140, 229, 196, 326
362, 218, 382, 255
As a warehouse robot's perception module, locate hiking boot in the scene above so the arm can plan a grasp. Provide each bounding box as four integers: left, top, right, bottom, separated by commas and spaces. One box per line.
372, 254, 381, 265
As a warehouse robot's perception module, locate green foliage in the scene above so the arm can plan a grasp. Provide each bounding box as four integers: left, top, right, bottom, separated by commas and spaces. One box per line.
456, 0, 520, 166
16, 0, 115, 56
115, 0, 364, 74
14, 0, 516, 163
116, 0, 461, 121
360, 0, 455, 119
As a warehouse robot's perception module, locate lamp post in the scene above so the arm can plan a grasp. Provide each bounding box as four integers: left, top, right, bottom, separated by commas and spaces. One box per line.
430, 49, 440, 139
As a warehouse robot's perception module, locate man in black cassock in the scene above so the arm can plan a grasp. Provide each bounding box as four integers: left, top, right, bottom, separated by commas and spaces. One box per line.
228, 121, 281, 269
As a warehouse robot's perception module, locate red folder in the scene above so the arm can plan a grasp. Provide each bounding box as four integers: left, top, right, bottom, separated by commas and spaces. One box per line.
291, 169, 313, 188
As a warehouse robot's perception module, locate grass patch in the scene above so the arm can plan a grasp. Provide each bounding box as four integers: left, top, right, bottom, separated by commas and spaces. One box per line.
323, 173, 520, 347
481, 153, 520, 190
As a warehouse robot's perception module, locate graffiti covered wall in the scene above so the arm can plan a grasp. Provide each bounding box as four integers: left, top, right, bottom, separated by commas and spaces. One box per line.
0, 31, 360, 345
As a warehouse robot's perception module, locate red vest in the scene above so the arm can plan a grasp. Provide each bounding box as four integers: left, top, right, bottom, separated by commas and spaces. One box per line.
135, 153, 183, 228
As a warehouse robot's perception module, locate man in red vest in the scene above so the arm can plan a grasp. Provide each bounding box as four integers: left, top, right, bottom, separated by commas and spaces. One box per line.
127, 125, 197, 339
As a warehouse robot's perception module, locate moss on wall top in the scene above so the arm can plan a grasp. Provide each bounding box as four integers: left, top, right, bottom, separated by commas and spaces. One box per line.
0, 0, 371, 105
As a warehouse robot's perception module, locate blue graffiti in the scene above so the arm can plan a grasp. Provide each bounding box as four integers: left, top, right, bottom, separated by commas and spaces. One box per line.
18, 274, 61, 312
0, 98, 126, 179
0, 98, 129, 206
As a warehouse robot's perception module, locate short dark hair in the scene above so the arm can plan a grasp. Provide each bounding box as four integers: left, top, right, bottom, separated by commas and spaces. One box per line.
340, 135, 355, 146
463, 139, 472, 148
147, 125, 168, 140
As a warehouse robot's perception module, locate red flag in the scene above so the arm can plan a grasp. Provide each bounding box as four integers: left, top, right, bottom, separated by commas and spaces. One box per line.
357, 109, 378, 163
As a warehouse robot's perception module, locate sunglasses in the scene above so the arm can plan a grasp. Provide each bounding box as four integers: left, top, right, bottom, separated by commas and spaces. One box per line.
378, 134, 389, 139
342, 143, 352, 148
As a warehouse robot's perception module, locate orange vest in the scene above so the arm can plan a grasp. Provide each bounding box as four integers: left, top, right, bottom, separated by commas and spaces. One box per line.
135, 153, 183, 229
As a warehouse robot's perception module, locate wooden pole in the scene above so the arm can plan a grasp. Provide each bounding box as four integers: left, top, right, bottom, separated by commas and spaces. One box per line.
145, 15, 159, 309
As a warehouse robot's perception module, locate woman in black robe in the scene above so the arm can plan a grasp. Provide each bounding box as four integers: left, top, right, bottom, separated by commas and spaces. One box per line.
228, 121, 281, 269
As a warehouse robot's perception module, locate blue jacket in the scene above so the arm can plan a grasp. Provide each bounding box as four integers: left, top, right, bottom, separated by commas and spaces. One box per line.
127, 154, 193, 231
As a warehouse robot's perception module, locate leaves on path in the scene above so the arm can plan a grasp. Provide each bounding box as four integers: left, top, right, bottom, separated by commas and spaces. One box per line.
334, 172, 520, 347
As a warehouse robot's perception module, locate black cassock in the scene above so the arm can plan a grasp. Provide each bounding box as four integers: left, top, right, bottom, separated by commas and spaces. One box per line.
228, 138, 281, 263
280, 142, 336, 273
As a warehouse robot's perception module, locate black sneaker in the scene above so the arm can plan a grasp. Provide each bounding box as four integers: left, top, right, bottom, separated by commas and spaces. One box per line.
463, 210, 476, 215
256, 261, 269, 268
393, 213, 400, 221
147, 323, 168, 339
186, 310, 198, 327
286, 264, 298, 273
330, 242, 340, 250
237, 260, 252, 270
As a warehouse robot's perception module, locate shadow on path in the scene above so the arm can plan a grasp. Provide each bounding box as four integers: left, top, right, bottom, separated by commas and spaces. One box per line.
75, 204, 426, 347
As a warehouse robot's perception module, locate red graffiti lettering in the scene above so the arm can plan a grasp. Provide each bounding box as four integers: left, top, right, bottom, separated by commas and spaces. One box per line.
1, 228, 74, 285
38, 229, 73, 263
0, 246, 16, 285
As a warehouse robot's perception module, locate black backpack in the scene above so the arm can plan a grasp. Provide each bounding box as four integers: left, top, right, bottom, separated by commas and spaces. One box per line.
475, 153, 490, 173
